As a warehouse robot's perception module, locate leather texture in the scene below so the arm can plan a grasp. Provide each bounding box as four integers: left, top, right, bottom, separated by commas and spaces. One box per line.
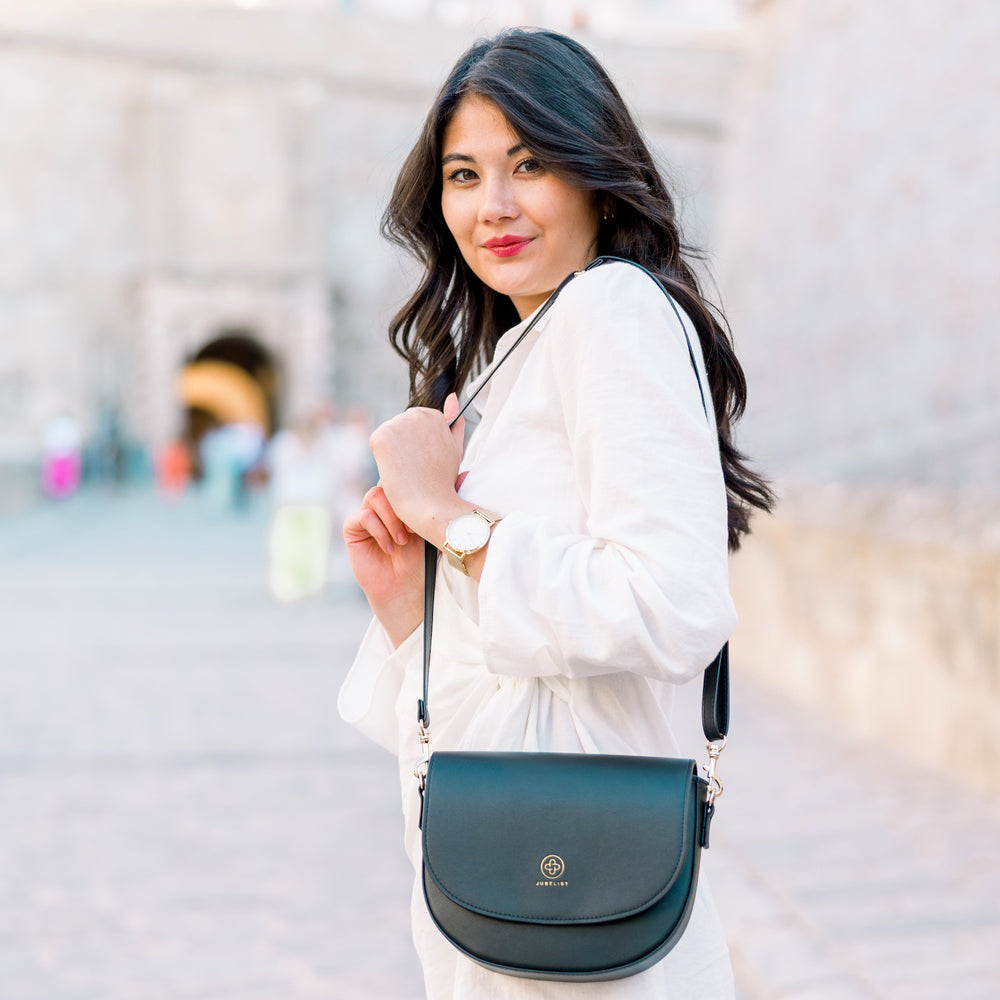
422, 751, 707, 981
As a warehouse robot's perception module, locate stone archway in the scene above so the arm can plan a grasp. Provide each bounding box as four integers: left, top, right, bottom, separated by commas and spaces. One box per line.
133, 274, 330, 462
177, 332, 279, 478
189, 333, 278, 426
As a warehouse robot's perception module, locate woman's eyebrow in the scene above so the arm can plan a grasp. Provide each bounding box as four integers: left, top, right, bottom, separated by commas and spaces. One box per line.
441, 142, 527, 167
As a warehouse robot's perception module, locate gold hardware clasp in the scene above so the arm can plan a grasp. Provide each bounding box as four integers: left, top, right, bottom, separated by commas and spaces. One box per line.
413, 719, 431, 791
704, 736, 726, 806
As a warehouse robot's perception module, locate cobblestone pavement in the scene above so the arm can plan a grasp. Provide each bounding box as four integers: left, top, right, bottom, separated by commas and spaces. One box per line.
1, 490, 998, 999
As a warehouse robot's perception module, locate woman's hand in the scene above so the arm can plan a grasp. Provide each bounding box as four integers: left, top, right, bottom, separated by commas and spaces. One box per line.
369, 393, 467, 545
343, 484, 424, 647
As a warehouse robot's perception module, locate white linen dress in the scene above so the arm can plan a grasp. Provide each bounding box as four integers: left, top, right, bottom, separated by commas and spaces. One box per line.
339, 261, 738, 999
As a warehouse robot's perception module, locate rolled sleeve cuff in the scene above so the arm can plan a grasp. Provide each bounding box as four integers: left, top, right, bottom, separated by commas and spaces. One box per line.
337, 617, 422, 755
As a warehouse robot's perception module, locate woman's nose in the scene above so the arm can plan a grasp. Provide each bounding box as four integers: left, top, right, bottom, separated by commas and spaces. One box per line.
477, 177, 519, 223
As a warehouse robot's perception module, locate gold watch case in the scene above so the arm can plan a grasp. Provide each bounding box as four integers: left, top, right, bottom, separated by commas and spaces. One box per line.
443, 509, 500, 575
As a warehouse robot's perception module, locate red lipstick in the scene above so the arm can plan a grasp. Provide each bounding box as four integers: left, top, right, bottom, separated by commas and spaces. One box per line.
484, 235, 532, 257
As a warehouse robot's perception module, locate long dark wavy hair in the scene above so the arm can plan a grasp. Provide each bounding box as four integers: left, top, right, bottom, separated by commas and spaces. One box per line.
381, 28, 772, 549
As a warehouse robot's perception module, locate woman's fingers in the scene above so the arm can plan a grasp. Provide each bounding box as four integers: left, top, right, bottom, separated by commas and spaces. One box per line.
369, 410, 459, 528
344, 485, 410, 554
346, 506, 398, 555
365, 485, 410, 545
444, 392, 465, 457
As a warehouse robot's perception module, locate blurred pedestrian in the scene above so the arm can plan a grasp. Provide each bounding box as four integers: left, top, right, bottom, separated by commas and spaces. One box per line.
41, 414, 83, 499
338, 28, 772, 999
88, 403, 125, 488
155, 438, 191, 500
318, 406, 376, 548
266, 410, 336, 601
200, 420, 265, 514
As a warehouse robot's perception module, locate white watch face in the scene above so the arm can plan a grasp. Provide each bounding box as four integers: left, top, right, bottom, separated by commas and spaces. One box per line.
446, 511, 491, 553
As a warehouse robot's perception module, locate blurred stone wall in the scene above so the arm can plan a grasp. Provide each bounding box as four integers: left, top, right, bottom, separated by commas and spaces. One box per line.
732, 485, 1000, 796
0, 2, 737, 469
720, 0, 999, 488
719, 0, 1000, 792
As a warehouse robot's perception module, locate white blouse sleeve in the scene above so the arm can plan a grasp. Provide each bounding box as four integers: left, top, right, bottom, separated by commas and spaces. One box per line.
337, 617, 421, 754
476, 263, 737, 684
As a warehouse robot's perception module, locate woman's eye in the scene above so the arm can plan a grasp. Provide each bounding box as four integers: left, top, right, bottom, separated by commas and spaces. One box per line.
446, 167, 477, 183
515, 157, 542, 174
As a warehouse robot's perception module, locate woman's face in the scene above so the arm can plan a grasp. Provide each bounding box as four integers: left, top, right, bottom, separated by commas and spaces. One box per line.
440, 94, 601, 320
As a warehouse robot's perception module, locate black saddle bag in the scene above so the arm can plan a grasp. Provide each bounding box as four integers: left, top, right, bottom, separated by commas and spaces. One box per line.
420, 747, 715, 981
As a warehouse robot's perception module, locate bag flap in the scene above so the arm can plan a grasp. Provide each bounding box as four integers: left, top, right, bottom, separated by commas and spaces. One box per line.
422, 751, 701, 925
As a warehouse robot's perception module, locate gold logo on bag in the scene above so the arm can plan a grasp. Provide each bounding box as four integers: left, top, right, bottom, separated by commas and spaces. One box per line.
537, 855, 567, 885
540, 855, 564, 878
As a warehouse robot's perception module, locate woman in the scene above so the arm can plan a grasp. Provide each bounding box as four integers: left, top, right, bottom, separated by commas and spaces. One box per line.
338, 28, 772, 999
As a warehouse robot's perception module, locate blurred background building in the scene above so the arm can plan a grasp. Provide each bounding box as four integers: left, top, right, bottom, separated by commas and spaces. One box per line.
0, 0, 997, 789
0, 0, 739, 493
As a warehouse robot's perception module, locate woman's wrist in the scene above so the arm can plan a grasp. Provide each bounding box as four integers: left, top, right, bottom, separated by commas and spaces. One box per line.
373, 592, 424, 649
405, 497, 495, 582
384, 617, 421, 650
412, 496, 479, 550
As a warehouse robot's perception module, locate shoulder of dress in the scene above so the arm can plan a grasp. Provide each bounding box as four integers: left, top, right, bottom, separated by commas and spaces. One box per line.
541, 259, 684, 345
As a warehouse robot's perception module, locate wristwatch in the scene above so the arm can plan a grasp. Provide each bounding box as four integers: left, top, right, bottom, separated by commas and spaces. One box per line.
443, 509, 501, 576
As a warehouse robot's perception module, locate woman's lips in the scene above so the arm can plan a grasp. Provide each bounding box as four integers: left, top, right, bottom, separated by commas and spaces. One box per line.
484, 236, 532, 258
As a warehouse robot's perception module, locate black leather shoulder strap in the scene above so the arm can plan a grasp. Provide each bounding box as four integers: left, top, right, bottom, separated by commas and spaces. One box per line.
418, 256, 729, 743
701, 644, 729, 742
